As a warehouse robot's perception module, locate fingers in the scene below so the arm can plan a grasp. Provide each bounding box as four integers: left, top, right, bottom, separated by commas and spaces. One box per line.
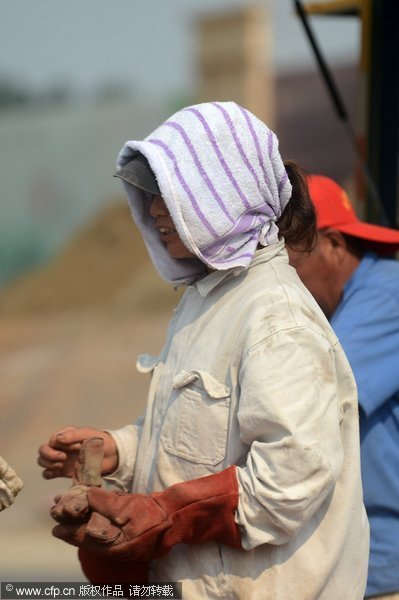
0, 456, 11, 477
0, 457, 23, 491
38, 444, 67, 465
48, 427, 98, 450
52, 505, 121, 544
38, 427, 107, 480
86, 512, 122, 544
37, 443, 73, 479
51, 485, 90, 523
52, 522, 87, 548
52, 521, 118, 556
0, 473, 23, 511
53, 506, 151, 562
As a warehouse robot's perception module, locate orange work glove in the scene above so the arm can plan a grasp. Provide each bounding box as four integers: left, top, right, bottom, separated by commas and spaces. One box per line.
52, 466, 242, 562
50, 486, 149, 586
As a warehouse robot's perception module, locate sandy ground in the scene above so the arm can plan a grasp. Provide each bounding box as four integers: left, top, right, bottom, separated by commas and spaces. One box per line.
0, 311, 171, 581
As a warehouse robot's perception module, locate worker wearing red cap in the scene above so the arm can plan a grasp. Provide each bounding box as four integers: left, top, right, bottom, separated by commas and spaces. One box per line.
288, 175, 399, 600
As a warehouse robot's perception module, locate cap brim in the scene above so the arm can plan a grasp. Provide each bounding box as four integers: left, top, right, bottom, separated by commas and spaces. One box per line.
114, 155, 160, 195
334, 221, 399, 254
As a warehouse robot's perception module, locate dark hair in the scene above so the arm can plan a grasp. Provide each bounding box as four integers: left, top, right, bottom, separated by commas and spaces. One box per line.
277, 161, 317, 253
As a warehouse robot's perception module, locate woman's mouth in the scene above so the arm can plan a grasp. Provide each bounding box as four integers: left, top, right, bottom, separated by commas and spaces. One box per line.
158, 226, 176, 242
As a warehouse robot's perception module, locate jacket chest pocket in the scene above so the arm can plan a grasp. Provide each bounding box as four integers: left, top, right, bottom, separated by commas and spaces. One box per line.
161, 370, 231, 466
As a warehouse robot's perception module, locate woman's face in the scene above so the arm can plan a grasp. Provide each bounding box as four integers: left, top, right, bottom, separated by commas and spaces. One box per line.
149, 195, 195, 259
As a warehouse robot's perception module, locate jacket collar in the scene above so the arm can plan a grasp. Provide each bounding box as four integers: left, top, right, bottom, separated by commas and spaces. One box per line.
194, 240, 286, 297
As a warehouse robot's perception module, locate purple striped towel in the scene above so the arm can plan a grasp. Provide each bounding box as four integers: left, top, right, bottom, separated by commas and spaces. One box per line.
116, 101, 292, 285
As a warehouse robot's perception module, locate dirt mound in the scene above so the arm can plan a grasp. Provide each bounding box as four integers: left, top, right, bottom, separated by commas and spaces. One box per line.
0, 201, 182, 316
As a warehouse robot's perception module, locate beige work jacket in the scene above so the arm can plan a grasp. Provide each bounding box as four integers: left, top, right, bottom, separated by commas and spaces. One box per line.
107, 241, 369, 600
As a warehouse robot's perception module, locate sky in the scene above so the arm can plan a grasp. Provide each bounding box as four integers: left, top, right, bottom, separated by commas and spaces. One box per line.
0, 0, 360, 99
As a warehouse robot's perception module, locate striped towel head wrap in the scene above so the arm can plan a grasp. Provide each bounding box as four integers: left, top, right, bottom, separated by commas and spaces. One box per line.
116, 101, 292, 284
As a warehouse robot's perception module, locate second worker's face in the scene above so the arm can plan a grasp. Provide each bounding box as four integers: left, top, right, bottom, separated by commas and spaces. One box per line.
149, 195, 195, 260
287, 231, 341, 319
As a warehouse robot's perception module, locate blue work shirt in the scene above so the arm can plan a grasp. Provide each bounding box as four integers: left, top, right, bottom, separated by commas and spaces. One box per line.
331, 252, 399, 597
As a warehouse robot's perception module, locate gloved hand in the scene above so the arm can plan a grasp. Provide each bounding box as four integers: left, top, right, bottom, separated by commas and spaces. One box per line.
0, 456, 23, 511
52, 466, 241, 562
51, 491, 149, 584
51, 484, 91, 523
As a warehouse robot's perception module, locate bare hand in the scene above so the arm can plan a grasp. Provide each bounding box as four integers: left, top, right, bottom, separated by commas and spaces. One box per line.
37, 427, 118, 480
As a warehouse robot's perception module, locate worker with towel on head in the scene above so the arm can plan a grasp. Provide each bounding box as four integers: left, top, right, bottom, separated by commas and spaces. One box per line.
38, 102, 369, 599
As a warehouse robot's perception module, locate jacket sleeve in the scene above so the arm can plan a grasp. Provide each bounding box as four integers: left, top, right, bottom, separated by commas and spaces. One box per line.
235, 326, 345, 549
103, 417, 145, 492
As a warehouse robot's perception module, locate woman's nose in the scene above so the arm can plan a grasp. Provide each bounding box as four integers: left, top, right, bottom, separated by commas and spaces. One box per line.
149, 194, 168, 218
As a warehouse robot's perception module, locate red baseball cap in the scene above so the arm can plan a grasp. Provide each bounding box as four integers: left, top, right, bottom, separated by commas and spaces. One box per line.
307, 174, 399, 253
